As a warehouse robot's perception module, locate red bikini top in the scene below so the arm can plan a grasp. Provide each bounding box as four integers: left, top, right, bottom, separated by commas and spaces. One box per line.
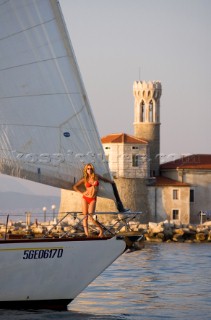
85, 180, 99, 188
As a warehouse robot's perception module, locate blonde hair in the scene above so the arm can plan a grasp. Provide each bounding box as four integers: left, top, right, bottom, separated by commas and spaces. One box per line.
83, 163, 96, 182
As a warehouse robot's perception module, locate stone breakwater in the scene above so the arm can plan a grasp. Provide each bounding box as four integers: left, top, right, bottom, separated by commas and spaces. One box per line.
123, 220, 211, 243
1, 215, 211, 243
0, 217, 81, 239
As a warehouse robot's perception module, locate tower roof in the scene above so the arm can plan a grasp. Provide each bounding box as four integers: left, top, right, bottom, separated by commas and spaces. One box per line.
160, 154, 211, 170
101, 133, 148, 144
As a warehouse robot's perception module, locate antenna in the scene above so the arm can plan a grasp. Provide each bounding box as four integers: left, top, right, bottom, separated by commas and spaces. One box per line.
139, 66, 141, 81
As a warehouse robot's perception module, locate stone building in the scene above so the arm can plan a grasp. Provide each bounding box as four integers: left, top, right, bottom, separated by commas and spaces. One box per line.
100, 133, 151, 222
101, 133, 149, 179
147, 176, 190, 224
159, 154, 211, 224
98, 81, 163, 222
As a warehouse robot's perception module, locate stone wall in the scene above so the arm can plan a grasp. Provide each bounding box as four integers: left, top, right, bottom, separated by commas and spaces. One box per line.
161, 169, 211, 224
134, 123, 160, 175
103, 142, 149, 179
59, 178, 151, 223
147, 185, 190, 224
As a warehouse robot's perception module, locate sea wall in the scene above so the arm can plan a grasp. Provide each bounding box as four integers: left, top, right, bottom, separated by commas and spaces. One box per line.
124, 220, 211, 243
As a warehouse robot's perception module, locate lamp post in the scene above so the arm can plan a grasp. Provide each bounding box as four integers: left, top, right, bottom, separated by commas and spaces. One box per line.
25, 212, 31, 230
43, 206, 47, 222
51, 204, 56, 220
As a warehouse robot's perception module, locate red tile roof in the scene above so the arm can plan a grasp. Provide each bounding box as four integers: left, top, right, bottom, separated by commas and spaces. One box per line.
160, 154, 211, 170
155, 176, 189, 186
101, 133, 148, 144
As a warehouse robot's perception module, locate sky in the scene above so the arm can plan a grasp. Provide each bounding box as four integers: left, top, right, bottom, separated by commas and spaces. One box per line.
59, 0, 211, 160
0, 0, 211, 199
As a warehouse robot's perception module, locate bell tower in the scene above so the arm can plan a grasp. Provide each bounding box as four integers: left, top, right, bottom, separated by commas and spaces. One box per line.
133, 81, 162, 176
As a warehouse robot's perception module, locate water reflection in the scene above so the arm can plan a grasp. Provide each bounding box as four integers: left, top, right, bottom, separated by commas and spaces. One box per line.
69, 243, 211, 319
0, 309, 125, 320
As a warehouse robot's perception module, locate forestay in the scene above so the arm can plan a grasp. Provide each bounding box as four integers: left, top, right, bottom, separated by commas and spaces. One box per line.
0, 0, 114, 200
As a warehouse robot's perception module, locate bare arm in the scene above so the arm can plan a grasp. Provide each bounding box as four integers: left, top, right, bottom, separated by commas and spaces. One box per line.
73, 178, 84, 193
97, 174, 114, 184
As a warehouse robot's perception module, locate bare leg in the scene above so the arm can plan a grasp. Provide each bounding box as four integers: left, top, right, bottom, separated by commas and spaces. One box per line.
88, 200, 103, 237
82, 198, 89, 236
83, 215, 89, 236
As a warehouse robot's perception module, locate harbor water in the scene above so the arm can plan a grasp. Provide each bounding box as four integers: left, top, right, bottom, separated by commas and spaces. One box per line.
1, 242, 211, 319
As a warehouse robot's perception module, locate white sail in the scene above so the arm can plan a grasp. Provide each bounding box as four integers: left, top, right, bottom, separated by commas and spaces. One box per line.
0, 0, 114, 200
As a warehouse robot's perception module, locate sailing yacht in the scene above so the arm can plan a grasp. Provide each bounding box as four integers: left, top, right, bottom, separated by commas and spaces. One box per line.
0, 0, 140, 310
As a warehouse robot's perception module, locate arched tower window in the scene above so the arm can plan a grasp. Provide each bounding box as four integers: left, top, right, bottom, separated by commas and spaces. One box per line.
140, 101, 145, 122
149, 100, 153, 122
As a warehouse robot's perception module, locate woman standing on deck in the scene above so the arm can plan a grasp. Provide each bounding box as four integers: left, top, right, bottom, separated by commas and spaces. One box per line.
73, 163, 114, 237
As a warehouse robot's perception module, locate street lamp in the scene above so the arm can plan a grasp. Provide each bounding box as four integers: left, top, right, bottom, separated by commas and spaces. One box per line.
43, 206, 47, 222
25, 212, 31, 230
51, 204, 56, 220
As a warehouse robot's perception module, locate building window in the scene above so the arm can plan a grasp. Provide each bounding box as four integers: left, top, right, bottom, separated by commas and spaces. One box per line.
105, 147, 110, 149
150, 170, 155, 177
173, 189, 179, 200
190, 189, 194, 202
140, 101, 145, 122
149, 100, 153, 122
132, 146, 139, 150
172, 209, 179, 220
132, 155, 141, 167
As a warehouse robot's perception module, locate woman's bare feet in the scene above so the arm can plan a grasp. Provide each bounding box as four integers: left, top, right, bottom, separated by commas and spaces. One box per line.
98, 229, 104, 238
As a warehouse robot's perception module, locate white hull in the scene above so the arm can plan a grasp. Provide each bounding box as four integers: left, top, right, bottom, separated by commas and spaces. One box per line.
0, 236, 126, 309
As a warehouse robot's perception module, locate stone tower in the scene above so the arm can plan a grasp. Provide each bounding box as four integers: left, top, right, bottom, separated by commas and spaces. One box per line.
133, 81, 162, 176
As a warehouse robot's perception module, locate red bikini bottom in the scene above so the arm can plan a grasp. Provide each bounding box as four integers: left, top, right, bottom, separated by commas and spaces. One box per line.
82, 195, 96, 204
